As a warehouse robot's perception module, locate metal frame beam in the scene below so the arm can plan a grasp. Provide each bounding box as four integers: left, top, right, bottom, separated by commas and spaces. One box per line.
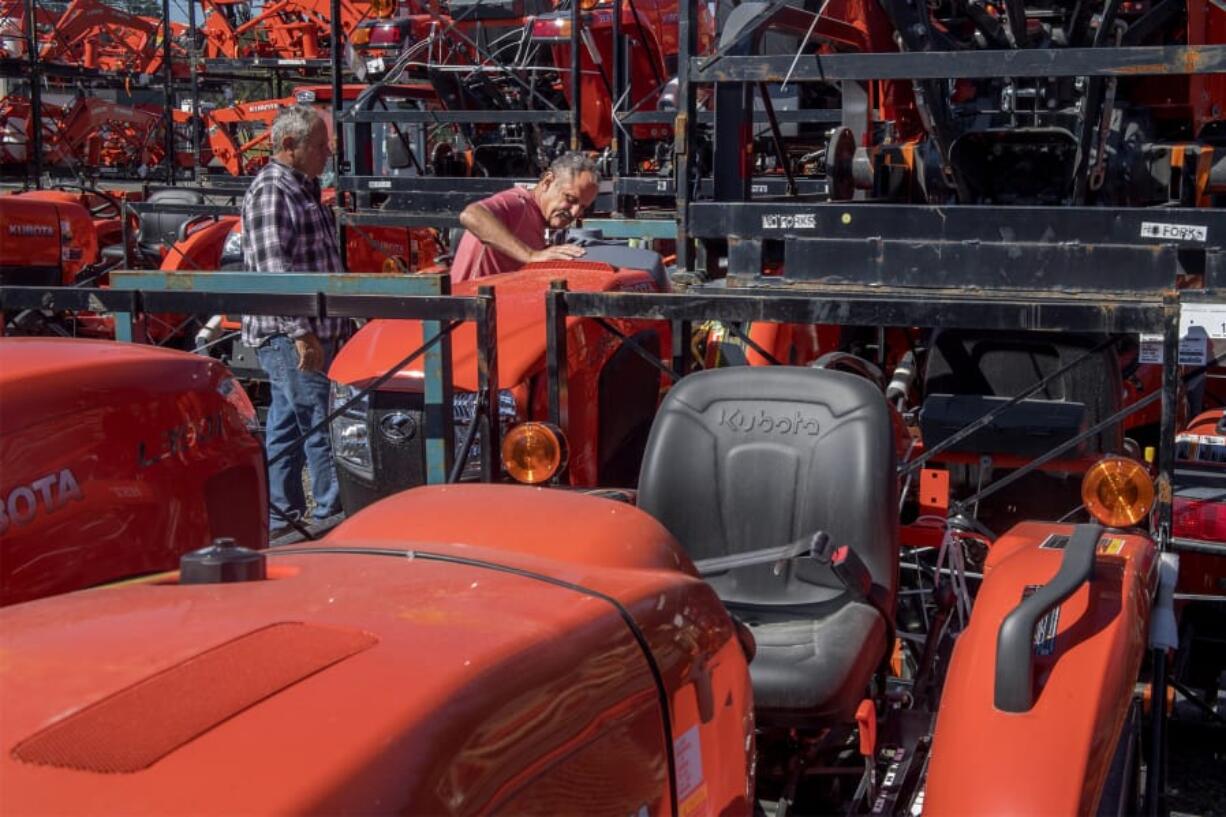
691, 45, 1226, 83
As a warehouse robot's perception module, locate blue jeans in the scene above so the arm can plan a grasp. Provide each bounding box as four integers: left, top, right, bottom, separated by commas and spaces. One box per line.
257, 334, 342, 525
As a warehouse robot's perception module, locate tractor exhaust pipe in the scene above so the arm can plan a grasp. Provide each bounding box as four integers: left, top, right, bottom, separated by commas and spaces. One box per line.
194, 314, 225, 352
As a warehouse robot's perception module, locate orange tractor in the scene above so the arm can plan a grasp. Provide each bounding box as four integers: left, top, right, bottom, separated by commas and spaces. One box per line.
0, 351, 1177, 816
0, 95, 74, 168
0, 184, 224, 341
0, 94, 194, 175
0, 189, 117, 290
197, 0, 397, 60
22, 0, 191, 76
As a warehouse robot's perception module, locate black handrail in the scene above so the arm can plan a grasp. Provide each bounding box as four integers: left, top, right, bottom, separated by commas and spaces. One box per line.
994, 522, 1099, 713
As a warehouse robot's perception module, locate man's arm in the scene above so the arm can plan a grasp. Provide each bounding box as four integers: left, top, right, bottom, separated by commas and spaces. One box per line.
458, 201, 585, 263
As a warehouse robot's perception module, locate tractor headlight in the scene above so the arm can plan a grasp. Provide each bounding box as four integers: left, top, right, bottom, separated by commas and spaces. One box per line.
453, 389, 519, 480
331, 383, 373, 476
220, 228, 243, 267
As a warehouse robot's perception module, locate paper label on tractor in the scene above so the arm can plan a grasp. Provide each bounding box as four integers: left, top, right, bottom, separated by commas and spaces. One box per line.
1141, 221, 1208, 243
1139, 334, 1164, 364
673, 726, 706, 811
1179, 336, 1208, 366
1022, 585, 1060, 657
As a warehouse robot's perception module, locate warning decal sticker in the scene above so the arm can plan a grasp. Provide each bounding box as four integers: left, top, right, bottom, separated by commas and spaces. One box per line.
674, 726, 709, 817
1021, 585, 1060, 657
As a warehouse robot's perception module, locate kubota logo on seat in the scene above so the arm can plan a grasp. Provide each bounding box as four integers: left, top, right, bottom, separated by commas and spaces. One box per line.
718, 407, 820, 436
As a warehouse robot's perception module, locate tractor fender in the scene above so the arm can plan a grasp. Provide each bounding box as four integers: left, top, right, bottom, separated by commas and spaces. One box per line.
924, 521, 1157, 816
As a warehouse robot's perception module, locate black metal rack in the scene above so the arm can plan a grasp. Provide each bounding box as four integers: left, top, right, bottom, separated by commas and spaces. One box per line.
339, 1, 590, 246
332, 0, 848, 238
0, 0, 197, 187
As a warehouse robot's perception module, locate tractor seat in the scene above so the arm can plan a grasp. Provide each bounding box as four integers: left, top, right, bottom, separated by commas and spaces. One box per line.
101, 189, 208, 268
637, 367, 898, 726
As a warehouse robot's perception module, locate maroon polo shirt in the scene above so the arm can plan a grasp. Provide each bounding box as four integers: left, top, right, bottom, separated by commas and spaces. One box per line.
450, 186, 546, 285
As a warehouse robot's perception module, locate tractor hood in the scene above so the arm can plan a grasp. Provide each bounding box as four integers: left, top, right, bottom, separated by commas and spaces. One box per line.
329, 262, 658, 392
0, 486, 714, 817
0, 338, 228, 436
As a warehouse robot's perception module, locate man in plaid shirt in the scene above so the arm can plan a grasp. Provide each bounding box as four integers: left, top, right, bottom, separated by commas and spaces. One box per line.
241, 104, 351, 530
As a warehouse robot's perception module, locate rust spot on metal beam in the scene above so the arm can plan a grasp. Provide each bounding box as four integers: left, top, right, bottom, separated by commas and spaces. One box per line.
1184, 48, 1204, 75
1115, 62, 1167, 75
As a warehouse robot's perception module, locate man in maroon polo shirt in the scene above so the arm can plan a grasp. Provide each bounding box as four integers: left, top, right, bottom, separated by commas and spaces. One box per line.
450, 152, 600, 285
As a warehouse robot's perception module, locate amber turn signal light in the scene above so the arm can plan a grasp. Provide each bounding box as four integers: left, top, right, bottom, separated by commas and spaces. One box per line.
501, 422, 568, 485
1081, 456, 1154, 528
369, 0, 395, 18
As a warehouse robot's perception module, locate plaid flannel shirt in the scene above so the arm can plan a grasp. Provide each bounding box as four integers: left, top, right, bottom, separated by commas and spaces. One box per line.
240, 159, 351, 347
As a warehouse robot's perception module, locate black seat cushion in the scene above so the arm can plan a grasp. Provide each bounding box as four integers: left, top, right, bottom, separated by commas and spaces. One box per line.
637, 367, 898, 723
739, 600, 886, 726
138, 189, 207, 248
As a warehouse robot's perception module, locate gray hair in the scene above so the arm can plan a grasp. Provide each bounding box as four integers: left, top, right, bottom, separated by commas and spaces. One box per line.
546, 151, 599, 183
270, 104, 322, 150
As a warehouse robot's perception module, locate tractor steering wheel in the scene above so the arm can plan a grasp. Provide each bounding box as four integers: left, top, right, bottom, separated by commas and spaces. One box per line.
89, 196, 123, 220
52, 183, 125, 221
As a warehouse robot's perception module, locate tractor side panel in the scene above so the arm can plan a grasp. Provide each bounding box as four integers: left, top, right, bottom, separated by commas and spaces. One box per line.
924, 522, 1156, 817
54, 202, 100, 280
0, 342, 267, 605
0, 198, 63, 287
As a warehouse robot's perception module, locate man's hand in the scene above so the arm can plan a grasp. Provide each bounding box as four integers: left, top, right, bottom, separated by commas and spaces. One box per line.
527, 245, 587, 263
295, 333, 325, 373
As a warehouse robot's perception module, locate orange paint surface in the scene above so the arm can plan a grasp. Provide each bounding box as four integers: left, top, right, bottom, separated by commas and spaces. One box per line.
926, 522, 1156, 816
0, 485, 753, 817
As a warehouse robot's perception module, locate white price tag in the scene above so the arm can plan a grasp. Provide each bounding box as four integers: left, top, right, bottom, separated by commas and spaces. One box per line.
1139, 334, 1164, 364
1180, 335, 1208, 366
